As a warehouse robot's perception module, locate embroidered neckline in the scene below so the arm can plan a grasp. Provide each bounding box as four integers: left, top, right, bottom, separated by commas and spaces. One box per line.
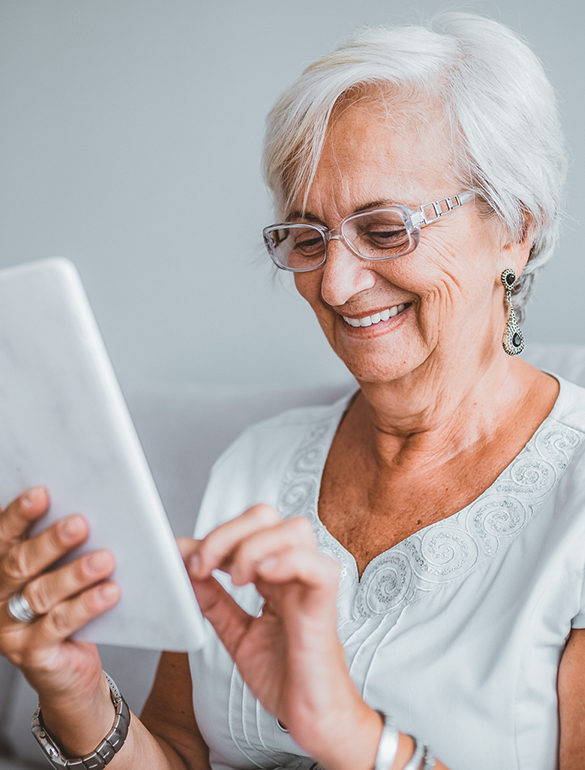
277, 381, 584, 619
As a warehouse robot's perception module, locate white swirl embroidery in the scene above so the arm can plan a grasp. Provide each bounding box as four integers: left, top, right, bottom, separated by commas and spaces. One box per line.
356, 552, 413, 616
537, 427, 581, 470
277, 411, 583, 619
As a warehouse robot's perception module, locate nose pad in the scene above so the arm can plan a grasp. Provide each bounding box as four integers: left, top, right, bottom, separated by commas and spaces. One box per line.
325, 233, 360, 262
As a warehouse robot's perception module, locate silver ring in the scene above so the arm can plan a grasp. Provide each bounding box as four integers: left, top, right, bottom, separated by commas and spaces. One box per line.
7, 590, 39, 623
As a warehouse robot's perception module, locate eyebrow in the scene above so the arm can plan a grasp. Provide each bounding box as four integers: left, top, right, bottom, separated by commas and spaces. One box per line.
285, 199, 410, 223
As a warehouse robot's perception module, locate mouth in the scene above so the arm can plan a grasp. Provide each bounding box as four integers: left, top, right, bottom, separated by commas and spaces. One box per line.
341, 303, 409, 328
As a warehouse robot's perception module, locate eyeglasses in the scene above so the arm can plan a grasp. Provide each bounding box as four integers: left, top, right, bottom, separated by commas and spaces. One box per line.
263, 192, 474, 272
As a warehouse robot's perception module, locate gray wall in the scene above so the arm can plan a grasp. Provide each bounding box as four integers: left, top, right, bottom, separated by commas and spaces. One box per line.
0, 0, 583, 389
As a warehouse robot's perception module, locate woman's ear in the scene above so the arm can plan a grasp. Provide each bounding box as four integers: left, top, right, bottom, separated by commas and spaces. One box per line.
500, 212, 535, 277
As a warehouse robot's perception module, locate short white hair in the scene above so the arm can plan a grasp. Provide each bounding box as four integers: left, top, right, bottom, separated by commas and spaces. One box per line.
262, 13, 568, 319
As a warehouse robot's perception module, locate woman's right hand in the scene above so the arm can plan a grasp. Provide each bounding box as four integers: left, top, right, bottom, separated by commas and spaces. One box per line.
0, 486, 121, 754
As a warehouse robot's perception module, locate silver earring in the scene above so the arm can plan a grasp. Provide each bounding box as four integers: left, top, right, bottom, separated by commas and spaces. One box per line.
501, 269, 524, 356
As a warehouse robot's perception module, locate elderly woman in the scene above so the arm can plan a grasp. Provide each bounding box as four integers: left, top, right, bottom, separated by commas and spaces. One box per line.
0, 11, 582, 770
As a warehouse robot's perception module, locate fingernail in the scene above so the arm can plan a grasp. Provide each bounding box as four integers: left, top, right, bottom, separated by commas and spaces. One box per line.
188, 554, 201, 574
98, 583, 119, 603
59, 515, 83, 539
87, 551, 111, 574
21, 487, 44, 509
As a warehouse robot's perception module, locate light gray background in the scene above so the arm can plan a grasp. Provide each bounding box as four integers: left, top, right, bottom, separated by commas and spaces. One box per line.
0, 0, 583, 389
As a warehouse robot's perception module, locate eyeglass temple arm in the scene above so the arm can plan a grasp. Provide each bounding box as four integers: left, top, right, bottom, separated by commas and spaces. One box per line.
410, 192, 474, 228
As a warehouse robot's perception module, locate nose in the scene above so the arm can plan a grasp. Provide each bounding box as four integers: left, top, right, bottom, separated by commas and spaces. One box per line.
320, 236, 377, 307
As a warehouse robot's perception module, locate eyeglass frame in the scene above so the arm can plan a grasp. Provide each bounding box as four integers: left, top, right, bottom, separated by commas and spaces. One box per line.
262, 192, 475, 272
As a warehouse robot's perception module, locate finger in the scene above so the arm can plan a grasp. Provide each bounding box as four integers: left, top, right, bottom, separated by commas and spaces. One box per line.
227, 516, 319, 586
190, 575, 254, 661
32, 581, 121, 646
255, 550, 342, 641
0, 488, 50, 555
178, 538, 256, 657
0, 515, 89, 600
189, 505, 282, 577
256, 546, 341, 593
17, 550, 115, 619
176, 537, 204, 579
176, 537, 200, 564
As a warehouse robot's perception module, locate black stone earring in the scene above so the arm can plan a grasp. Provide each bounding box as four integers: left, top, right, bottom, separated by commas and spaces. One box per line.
501, 269, 524, 356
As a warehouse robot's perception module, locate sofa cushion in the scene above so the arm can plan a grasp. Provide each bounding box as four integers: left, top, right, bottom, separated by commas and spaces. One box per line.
125, 380, 354, 537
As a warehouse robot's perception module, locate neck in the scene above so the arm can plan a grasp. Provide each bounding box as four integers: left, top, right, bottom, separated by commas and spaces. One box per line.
353, 343, 547, 463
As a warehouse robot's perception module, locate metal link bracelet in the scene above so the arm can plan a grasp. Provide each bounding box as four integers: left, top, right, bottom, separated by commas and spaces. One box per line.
31, 672, 131, 770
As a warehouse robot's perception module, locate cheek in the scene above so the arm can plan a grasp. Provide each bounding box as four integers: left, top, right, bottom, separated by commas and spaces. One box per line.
293, 271, 323, 309
408, 233, 498, 308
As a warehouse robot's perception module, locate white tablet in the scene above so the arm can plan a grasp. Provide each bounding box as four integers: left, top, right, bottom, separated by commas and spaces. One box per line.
0, 258, 205, 651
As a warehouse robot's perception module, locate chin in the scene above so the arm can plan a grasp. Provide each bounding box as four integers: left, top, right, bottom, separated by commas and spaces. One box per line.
334, 343, 428, 385
316, 305, 420, 381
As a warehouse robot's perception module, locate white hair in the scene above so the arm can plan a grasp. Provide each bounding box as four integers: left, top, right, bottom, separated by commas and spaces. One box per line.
262, 13, 568, 319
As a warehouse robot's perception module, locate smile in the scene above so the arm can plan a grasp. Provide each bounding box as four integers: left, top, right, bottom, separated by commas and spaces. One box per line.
342, 303, 408, 327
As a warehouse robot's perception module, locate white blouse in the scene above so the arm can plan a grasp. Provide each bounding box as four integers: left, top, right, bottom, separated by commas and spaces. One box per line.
189, 376, 585, 770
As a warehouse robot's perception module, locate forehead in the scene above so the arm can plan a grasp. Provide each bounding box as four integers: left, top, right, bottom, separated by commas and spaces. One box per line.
303, 93, 458, 214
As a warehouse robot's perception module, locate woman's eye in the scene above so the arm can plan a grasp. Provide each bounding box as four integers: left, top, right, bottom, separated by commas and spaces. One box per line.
363, 226, 408, 248
293, 233, 324, 257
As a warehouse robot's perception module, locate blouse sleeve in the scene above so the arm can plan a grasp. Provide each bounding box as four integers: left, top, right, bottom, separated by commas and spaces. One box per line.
571, 570, 585, 628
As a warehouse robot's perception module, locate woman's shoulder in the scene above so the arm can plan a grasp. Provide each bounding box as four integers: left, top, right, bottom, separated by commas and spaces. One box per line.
548, 376, 585, 434
539, 378, 585, 522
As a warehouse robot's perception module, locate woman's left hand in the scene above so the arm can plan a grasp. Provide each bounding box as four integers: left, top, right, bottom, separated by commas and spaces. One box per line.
177, 504, 383, 770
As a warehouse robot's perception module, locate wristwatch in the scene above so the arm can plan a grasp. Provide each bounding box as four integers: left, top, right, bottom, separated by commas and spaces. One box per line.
31, 672, 131, 770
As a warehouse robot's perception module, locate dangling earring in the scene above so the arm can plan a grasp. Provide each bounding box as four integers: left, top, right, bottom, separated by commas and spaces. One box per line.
501, 269, 524, 356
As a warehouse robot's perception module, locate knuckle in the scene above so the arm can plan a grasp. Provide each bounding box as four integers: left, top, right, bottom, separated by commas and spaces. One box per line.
25, 578, 51, 615
288, 516, 315, 541
1, 544, 31, 583
45, 603, 72, 637
247, 504, 280, 525
234, 540, 258, 568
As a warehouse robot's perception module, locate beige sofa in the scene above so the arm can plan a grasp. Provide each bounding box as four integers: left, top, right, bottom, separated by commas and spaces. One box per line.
0, 343, 583, 769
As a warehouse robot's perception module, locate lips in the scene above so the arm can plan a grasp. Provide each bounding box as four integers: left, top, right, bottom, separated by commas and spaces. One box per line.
342, 303, 408, 327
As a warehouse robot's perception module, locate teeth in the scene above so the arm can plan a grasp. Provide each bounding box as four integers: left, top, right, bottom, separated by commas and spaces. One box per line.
342, 303, 407, 328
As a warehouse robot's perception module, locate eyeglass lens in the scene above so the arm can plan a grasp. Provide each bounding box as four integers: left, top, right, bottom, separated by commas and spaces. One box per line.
264, 208, 416, 271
